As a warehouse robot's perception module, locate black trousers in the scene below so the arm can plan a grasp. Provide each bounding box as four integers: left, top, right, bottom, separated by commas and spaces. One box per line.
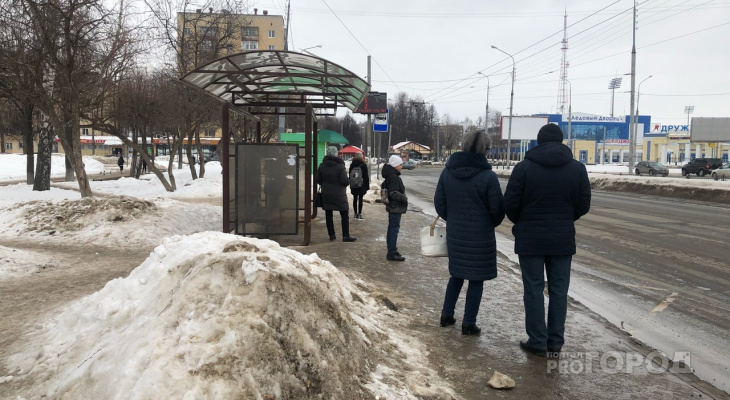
325, 210, 349, 237
352, 194, 364, 215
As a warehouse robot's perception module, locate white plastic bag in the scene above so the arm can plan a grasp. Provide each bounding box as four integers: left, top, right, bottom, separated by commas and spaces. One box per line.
421, 216, 447, 257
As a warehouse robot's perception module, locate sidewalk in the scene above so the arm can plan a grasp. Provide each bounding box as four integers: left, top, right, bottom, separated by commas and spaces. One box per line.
295, 199, 726, 399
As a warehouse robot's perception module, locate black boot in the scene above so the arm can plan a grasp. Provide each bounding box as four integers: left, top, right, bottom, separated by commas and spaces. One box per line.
520, 340, 547, 357
440, 315, 456, 327
386, 252, 405, 261
329, 235, 336, 241
461, 323, 481, 335
343, 236, 357, 242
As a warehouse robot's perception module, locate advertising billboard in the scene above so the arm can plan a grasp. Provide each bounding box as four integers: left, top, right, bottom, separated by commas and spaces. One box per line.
690, 117, 730, 142
500, 116, 550, 140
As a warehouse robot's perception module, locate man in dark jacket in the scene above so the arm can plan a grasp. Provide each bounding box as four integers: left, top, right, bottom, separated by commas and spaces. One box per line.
316, 146, 356, 242
503, 123, 591, 356
381, 155, 407, 261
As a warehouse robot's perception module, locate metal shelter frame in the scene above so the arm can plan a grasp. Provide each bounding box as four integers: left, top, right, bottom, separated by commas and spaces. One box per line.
180, 50, 370, 245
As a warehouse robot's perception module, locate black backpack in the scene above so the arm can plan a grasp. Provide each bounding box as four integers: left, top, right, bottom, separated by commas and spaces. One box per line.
349, 165, 363, 189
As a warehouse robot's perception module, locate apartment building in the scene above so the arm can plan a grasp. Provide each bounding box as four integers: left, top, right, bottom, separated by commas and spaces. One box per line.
177, 7, 286, 72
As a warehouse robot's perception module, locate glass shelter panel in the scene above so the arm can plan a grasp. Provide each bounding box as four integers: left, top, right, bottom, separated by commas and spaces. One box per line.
236, 144, 299, 235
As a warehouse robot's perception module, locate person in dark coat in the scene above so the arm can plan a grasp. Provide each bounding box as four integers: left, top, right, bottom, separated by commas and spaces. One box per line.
381, 155, 407, 261
503, 123, 591, 356
434, 130, 505, 335
315, 146, 357, 242
349, 151, 370, 220
117, 155, 124, 173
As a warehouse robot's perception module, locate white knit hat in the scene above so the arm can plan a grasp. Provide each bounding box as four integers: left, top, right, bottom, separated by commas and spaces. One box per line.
388, 155, 403, 167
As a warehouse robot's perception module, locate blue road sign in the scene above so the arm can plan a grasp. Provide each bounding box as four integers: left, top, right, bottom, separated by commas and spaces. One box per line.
374, 109, 388, 132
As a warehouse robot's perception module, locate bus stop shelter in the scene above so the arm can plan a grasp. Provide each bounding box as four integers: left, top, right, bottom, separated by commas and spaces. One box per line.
180, 50, 370, 245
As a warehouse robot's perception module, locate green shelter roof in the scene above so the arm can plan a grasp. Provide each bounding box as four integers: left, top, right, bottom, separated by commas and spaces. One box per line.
180, 51, 370, 114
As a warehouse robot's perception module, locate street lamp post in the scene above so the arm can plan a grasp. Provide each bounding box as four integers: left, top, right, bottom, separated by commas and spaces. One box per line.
478, 72, 490, 134
632, 75, 652, 163
492, 45, 515, 169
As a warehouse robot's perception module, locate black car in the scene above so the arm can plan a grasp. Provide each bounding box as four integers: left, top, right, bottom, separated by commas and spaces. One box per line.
681, 158, 723, 177
635, 161, 669, 177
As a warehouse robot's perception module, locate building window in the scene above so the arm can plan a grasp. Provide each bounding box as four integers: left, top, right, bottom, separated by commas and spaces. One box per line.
268, 45, 275, 50
242, 40, 258, 50
202, 26, 217, 38
5, 143, 12, 150
241, 27, 258, 38
226, 44, 234, 53
183, 27, 191, 36
82, 128, 89, 135
268, 30, 275, 38
19, 141, 24, 149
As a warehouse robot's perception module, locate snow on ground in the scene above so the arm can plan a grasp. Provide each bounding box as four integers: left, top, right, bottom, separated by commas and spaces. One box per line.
0, 153, 104, 182
3, 233, 455, 399
0, 156, 456, 399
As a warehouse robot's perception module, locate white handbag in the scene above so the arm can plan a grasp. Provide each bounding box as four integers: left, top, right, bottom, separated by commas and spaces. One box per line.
420, 216, 447, 257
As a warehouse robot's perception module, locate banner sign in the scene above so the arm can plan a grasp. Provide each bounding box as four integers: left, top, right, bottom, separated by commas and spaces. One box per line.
569, 115, 626, 123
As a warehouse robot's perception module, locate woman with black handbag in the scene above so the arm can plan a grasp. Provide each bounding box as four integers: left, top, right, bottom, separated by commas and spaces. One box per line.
315, 146, 357, 242
434, 130, 504, 335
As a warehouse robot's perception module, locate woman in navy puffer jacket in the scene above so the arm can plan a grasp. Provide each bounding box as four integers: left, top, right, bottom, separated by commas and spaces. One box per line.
434, 130, 505, 335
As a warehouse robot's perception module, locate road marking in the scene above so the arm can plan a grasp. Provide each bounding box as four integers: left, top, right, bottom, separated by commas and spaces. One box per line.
651, 292, 679, 314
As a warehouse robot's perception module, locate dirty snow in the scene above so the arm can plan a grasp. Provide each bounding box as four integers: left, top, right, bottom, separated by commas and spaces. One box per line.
0, 155, 456, 399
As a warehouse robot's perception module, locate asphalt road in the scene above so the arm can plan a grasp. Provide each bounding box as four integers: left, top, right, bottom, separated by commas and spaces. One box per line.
401, 165, 730, 393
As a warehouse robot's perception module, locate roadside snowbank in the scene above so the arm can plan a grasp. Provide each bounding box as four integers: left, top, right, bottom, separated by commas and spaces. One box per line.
3, 232, 455, 400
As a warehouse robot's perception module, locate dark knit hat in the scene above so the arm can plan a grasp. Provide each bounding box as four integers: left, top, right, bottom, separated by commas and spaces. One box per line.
537, 124, 564, 144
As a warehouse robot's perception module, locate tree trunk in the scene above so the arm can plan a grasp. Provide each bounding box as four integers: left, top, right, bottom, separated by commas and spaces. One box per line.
186, 132, 198, 180
64, 154, 75, 181
195, 130, 205, 178
33, 129, 53, 191
22, 103, 35, 185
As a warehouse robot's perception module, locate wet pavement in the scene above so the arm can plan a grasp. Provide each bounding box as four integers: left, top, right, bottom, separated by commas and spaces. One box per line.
290, 199, 728, 399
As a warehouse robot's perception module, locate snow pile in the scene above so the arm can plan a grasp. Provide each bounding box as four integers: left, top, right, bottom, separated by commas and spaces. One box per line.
0, 153, 104, 181
0, 197, 220, 248
4, 232, 456, 400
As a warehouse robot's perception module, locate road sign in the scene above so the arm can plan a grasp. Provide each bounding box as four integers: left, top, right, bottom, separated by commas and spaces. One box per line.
374, 109, 388, 132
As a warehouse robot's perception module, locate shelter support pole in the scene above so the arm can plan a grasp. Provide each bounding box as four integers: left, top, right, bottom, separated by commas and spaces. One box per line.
303, 104, 313, 245
256, 121, 262, 143
222, 103, 230, 233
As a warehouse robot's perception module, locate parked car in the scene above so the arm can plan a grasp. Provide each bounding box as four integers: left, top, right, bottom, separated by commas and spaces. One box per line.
401, 160, 416, 170
711, 163, 730, 180
681, 158, 723, 177
635, 161, 669, 177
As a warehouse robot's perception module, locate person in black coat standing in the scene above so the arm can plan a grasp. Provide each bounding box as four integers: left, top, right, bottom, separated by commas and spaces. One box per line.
349, 151, 369, 220
503, 124, 591, 356
117, 154, 124, 173
434, 130, 505, 335
381, 155, 407, 261
316, 146, 357, 242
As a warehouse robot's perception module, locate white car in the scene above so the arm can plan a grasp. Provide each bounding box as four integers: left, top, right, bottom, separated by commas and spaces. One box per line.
711, 163, 730, 180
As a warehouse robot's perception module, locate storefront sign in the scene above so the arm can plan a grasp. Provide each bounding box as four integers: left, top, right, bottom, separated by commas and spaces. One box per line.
569, 115, 626, 123
651, 123, 689, 133
605, 139, 629, 144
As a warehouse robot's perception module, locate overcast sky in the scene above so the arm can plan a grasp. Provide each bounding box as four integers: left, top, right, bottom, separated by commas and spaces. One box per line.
257, 0, 730, 126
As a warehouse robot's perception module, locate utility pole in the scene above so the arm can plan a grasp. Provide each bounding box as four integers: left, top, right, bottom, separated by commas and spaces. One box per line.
628, 1, 637, 173
367, 55, 372, 160
278, 0, 292, 141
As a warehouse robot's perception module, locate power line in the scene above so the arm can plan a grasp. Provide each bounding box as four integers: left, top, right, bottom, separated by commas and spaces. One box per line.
319, 0, 401, 92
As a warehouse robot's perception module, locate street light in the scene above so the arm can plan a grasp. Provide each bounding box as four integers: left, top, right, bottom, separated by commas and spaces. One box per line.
608, 77, 622, 118
477, 72, 490, 133
492, 45, 515, 169
631, 75, 653, 163
300, 45, 322, 56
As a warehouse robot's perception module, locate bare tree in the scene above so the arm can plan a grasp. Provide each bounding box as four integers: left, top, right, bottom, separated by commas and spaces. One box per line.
21, 0, 137, 197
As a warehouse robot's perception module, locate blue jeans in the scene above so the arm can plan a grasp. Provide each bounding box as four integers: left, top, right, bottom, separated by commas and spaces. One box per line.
519, 255, 572, 350
441, 277, 484, 325
386, 212, 401, 253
